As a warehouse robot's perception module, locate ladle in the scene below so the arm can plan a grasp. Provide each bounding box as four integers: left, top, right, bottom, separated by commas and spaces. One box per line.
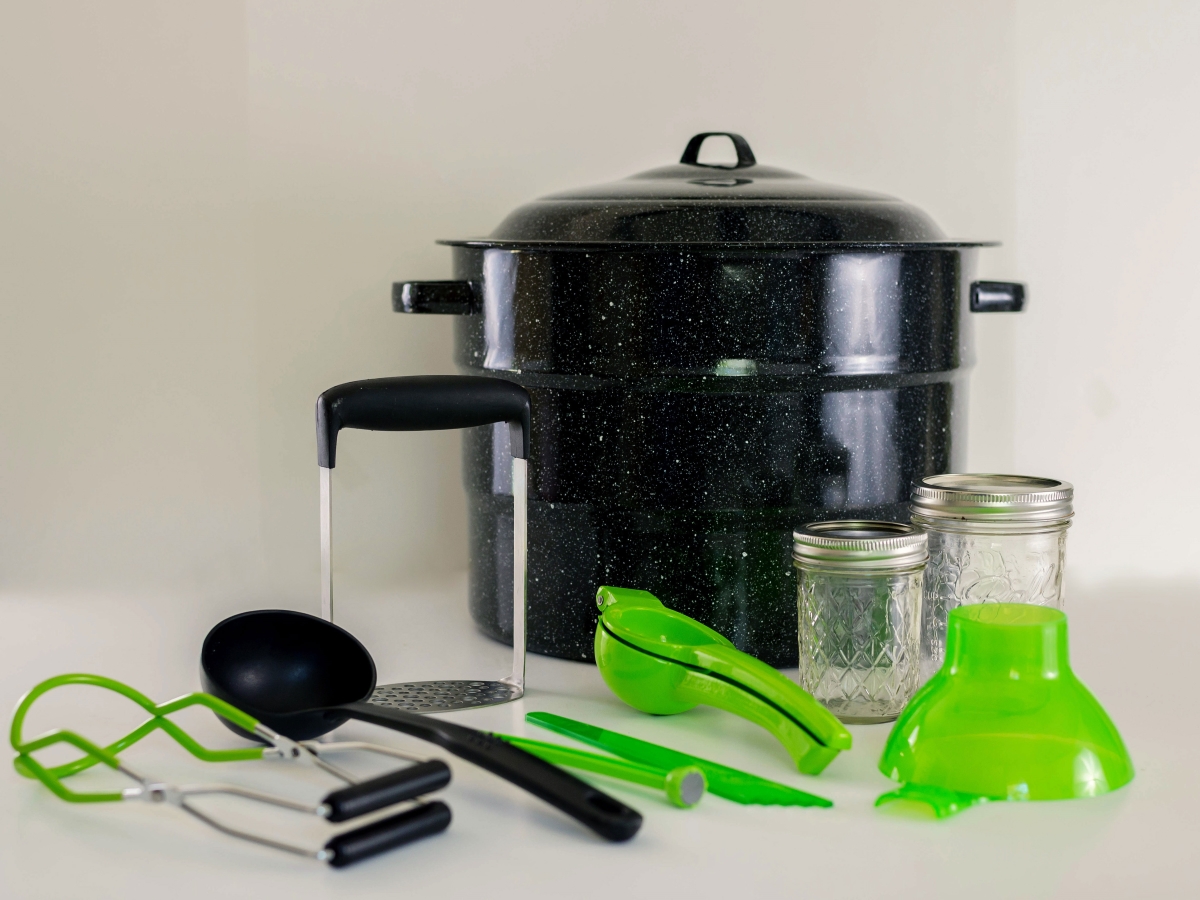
200, 609, 642, 842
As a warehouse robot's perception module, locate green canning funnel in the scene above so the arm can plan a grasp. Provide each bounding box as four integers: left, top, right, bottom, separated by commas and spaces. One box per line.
877, 603, 1133, 817
594, 586, 851, 775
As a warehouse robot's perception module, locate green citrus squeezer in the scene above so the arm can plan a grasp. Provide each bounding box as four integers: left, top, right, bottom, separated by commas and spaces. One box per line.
877, 603, 1134, 817
594, 586, 851, 775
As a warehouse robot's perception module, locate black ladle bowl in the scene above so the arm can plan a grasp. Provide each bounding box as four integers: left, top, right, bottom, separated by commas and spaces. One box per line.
202, 609, 375, 741
200, 609, 642, 842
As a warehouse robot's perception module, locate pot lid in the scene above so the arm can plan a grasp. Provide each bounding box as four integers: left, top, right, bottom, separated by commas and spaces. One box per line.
444, 133, 993, 249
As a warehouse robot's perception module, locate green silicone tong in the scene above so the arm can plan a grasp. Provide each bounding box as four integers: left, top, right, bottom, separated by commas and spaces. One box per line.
594, 587, 851, 775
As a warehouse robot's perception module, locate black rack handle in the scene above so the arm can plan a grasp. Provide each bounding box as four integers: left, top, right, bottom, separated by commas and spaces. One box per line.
680, 132, 757, 169
322, 760, 452, 823
324, 801, 451, 867
316, 375, 531, 467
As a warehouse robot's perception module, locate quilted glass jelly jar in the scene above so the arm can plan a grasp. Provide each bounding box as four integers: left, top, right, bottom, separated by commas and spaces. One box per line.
910, 474, 1074, 684
794, 521, 927, 724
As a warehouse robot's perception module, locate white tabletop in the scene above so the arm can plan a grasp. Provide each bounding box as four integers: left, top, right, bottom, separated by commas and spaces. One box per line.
1, 575, 1195, 899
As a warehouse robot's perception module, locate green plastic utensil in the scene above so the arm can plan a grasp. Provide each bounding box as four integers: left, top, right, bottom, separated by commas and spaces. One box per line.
494, 733, 706, 808
10, 674, 454, 864
11, 673, 269, 794
877, 603, 1134, 818
594, 586, 851, 774
528, 713, 832, 808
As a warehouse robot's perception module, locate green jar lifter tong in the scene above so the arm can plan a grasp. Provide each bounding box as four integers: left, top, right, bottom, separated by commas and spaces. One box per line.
11, 674, 451, 866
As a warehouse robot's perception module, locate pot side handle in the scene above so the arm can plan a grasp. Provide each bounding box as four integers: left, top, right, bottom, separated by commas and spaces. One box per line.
970, 281, 1025, 312
392, 280, 479, 314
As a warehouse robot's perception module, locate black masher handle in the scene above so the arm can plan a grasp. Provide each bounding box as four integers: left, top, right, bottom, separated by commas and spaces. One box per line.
324, 801, 451, 867
340, 701, 642, 842
322, 760, 452, 823
316, 375, 531, 467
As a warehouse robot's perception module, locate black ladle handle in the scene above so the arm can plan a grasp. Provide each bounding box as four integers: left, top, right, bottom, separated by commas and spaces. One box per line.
340, 701, 643, 842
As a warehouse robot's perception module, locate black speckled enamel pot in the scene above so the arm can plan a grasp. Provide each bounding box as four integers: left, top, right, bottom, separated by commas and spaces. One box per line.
394, 133, 1022, 666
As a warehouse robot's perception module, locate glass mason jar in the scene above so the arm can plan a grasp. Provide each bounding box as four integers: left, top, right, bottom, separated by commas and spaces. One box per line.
794, 521, 927, 724
910, 474, 1074, 684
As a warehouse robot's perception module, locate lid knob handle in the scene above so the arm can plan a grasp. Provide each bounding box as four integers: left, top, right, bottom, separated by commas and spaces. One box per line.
680, 132, 756, 169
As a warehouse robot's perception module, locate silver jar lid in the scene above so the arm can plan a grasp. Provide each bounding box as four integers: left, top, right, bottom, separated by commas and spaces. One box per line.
910, 474, 1074, 525
793, 521, 928, 570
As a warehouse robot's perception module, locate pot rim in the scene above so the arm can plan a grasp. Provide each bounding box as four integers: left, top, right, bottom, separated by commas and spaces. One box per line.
440, 239, 999, 251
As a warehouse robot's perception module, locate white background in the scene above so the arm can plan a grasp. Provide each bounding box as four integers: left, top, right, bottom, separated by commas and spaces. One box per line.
1, 0, 1197, 602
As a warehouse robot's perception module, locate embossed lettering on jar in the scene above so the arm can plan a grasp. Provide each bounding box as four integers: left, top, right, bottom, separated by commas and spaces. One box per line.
910, 474, 1073, 684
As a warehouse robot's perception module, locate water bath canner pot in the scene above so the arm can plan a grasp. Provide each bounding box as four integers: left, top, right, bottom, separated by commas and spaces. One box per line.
393, 132, 1023, 666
